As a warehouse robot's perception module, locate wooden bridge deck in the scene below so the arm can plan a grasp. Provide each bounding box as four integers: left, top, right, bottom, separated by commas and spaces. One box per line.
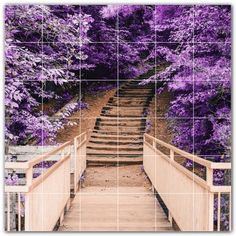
59, 165, 173, 232
59, 186, 173, 231
5, 132, 231, 231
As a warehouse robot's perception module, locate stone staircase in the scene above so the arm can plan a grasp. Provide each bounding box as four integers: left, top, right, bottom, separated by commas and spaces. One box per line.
87, 79, 155, 165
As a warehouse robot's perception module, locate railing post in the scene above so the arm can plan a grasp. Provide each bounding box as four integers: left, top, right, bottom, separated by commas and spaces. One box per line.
73, 137, 77, 194
25, 166, 33, 231
206, 167, 213, 186
152, 139, 155, 149
7, 193, 10, 231
229, 193, 231, 231
17, 193, 21, 231
208, 192, 214, 231
168, 211, 173, 226
170, 149, 174, 161
24, 193, 31, 231
217, 192, 221, 231
26, 166, 33, 186
206, 167, 214, 231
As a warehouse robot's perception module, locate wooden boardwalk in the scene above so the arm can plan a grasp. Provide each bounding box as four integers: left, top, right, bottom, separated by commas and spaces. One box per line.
5, 132, 231, 231
59, 186, 173, 231
59, 165, 173, 232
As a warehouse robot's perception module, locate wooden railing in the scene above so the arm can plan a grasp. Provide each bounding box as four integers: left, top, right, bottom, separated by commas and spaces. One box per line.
143, 133, 231, 231
5, 132, 87, 231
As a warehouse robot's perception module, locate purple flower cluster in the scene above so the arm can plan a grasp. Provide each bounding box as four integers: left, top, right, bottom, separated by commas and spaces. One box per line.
214, 195, 230, 230
33, 160, 57, 169
5, 172, 19, 186
145, 119, 152, 133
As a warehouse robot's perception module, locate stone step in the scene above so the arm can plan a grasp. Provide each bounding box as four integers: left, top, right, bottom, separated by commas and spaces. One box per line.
116, 89, 152, 96
116, 88, 153, 95
111, 99, 150, 103
90, 133, 143, 140
96, 120, 145, 126
89, 138, 143, 145
107, 101, 149, 107
100, 115, 145, 118
86, 153, 143, 159
107, 101, 149, 106
108, 99, 149, 103
118, 89, 153, 93
107, 102, 149, 108
87, 143, 143, 151
95, 124, 145, 128
87, 157, 143, 165
94, 126, 145, 132
86, 149, 143, 155
101, 111, 145, 116
102, 106, 146, 111
115, 94, 153, 98
121, 87, 154, 90
100, 111, 145, 117
110, 100, 151, 104
97, 117, 146, 121
92, 130, 145, 135
92, 129, 145, 135
110, 96, 150, 100
102, 106, 145, 111
120, 86, 153, 89
95, 124, 145, 129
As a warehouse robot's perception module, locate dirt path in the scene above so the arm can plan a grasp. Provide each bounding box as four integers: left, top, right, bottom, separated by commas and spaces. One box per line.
83, 165, 151, 189
146, 89, 172, 143
55, 88, 116, 143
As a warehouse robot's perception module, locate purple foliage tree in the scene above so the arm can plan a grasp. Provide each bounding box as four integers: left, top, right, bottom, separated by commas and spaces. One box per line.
153, 5, 231, 159
5, 5, 231, 160
5, 5, 93, 144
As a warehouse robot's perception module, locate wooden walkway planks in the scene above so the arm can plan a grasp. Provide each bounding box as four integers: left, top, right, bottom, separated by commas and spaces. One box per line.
59, 186, 173, 231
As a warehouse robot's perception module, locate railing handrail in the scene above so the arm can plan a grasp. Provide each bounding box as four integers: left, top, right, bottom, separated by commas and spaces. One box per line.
143, 133, 231, 231
5, 131, 88, 231
29, 154, 71, 192
144, 133, 231, 192
5, 140, 72, 170
144, 133, 231, 170
5, 131, 87, 169
5, 131, 88, 193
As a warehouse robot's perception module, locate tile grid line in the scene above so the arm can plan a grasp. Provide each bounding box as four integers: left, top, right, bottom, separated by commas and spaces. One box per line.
79, 5, 82, 231
12, 41, 231, 44
41, 5, 44, 231
192, 5, 195, 231
154, 4, 157, 231
116, 8, 119, 231
5, 116, 231, 120
6, 78, 229, 83
19, 192, 222, 196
